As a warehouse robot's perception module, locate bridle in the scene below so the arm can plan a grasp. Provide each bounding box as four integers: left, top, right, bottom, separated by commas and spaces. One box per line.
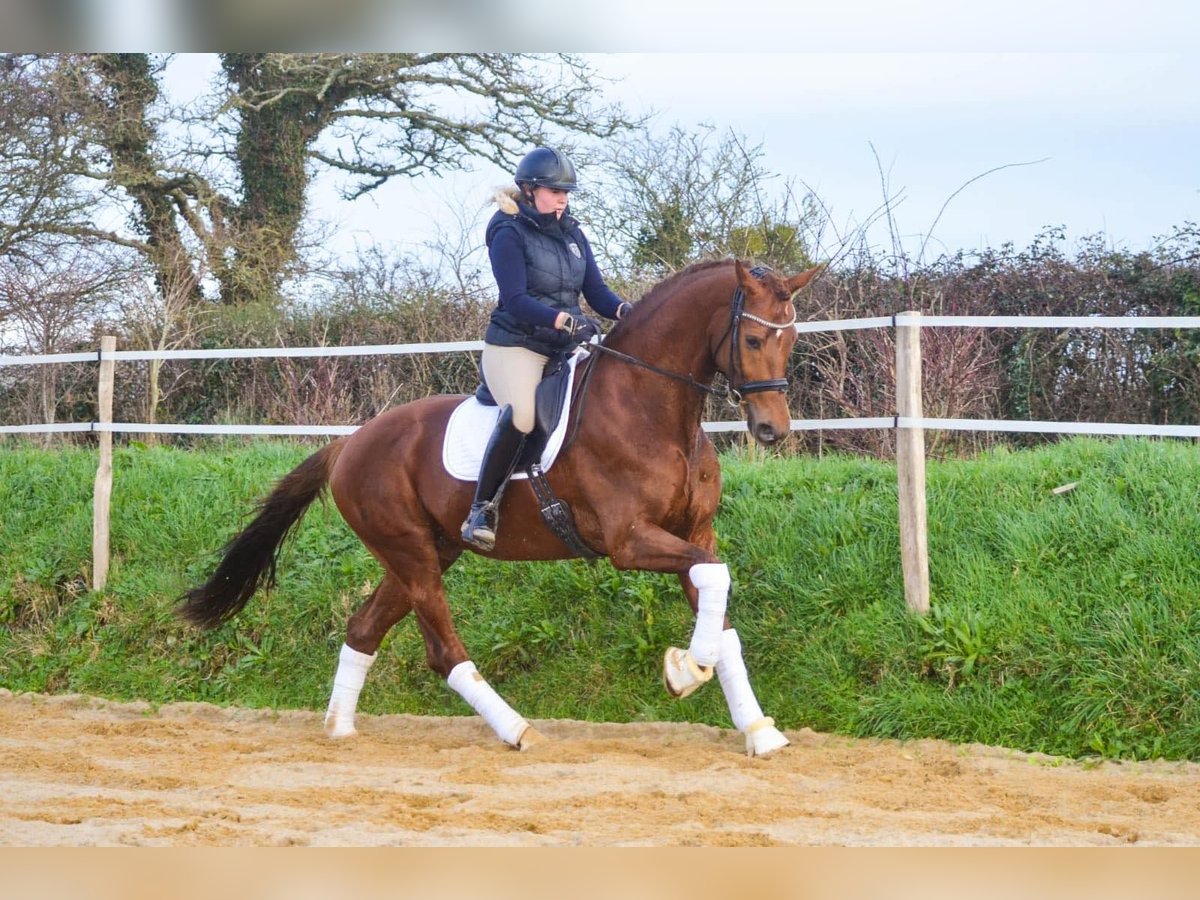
586, 264, 796, 407
713, 265, 797, 405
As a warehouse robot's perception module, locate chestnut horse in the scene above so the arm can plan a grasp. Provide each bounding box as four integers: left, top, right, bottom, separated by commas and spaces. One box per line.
180, 259, 821, 756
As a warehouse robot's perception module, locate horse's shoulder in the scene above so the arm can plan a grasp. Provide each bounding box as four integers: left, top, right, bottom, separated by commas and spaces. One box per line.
686, 432, 722, 499
689, 428, 719, 465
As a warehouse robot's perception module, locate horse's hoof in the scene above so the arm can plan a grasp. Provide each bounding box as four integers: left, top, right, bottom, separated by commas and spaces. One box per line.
517, 725, 547, 751
324, 715, 358, 740
662, 647, 713, 699
744, 717, 789, 758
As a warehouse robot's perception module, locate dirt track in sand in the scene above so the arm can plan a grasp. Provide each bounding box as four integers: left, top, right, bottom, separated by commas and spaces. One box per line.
2, 688, 1199, 847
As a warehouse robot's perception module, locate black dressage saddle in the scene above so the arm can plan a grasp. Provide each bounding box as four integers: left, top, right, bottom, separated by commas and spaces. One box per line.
474, 351, 575, 469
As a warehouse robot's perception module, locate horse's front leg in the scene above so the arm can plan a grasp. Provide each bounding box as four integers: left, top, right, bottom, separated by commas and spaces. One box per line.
681, 571, 790, 758
608, 521, 789, 757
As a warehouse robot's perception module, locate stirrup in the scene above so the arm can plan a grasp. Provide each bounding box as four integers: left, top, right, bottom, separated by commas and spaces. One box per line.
461, 502, 498, 551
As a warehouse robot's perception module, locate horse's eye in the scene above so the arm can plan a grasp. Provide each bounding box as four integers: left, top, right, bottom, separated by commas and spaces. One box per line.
745, 335, 763, 350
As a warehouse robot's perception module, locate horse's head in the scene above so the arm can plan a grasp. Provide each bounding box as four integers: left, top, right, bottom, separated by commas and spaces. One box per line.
719, 260, 822, 446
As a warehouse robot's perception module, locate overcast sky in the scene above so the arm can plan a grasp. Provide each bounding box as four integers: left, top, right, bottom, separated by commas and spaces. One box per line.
591, 52, 1198, 258
287, 49, 1196, 270
149, 2, 1199, 272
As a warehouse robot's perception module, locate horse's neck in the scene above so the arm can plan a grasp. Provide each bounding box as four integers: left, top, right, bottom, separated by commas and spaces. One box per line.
615, 267, 729, 381
596, 268, 729, 434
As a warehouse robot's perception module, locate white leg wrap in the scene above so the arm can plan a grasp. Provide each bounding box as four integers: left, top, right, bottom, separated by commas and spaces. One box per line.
687, 562, 730, 667
715, 629, 790, 757
714, 629, 763, 731
324, 643, 377, 739
447, 661, 530, 747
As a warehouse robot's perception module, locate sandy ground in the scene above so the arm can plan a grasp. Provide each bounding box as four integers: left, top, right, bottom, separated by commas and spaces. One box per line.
2, 688, 1198, 847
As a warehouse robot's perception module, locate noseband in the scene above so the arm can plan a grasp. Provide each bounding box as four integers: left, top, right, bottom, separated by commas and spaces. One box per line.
587, 265, 795, 406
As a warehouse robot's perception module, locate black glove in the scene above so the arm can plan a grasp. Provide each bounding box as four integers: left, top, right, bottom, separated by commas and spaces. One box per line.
616, 301, 633, 321
562, 314, 600, 343
528, 324, 572, 348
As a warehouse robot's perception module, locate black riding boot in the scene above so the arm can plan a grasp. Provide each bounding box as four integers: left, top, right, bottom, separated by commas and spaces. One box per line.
461, 405, 527, 551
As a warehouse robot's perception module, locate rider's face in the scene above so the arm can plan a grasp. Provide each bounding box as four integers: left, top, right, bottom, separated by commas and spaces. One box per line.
531, 186, 569, 218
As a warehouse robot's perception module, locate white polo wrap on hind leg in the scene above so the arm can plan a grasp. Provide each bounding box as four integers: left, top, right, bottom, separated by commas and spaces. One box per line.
688, 562, 730, 666
447, 660, 530, 747
715, 628, 790, 757
324, 643, 377, 738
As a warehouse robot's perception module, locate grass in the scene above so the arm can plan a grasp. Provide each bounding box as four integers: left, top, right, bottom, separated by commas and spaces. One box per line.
2, 436, 1199, 761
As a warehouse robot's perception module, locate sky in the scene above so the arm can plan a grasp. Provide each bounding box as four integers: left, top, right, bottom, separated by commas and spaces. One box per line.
78, 1, 1200, 274
288, 49, 1198, 271
600, 52, 1198, 257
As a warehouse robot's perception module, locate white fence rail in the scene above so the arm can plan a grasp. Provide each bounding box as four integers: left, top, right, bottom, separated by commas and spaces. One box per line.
4, 313, 1200, 604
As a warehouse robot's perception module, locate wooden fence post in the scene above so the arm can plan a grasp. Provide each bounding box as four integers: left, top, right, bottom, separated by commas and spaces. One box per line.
895, 312, 930, 614
92, 335, 116, 591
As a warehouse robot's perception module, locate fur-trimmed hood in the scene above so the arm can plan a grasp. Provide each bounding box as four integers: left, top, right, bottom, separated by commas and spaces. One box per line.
487, 186, 578, 234
491, 186, 521, 216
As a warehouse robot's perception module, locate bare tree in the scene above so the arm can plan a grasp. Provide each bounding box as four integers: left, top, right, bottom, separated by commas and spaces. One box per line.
0, 246, 126, 439
2, 53, 634, 308
0, 55, 98, 261
109, 248, 213, 440
582, 124, 819, 286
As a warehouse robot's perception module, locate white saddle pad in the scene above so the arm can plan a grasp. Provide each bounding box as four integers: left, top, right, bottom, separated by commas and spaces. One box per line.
442, 349, 584, 482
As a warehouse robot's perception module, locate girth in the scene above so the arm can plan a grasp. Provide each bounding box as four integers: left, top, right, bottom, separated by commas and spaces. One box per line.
526, 463, 600, 559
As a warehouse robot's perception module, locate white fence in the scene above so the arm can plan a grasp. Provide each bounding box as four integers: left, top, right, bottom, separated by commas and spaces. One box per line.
5, 312, 1200, 603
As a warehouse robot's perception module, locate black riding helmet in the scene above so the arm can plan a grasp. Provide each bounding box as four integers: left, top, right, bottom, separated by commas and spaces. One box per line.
514, 147, 577, 192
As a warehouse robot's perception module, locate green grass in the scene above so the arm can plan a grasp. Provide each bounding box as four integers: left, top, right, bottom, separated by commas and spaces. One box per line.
3, 436, 1199, 761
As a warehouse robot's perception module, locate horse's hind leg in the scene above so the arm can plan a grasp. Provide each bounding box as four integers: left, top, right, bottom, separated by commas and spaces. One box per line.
327, 532, 539, 750
407, 579, 545, 751
324, 572, 413, 738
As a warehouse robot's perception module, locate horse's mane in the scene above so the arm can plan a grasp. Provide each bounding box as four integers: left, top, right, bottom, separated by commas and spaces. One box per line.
614, 259, 732, 331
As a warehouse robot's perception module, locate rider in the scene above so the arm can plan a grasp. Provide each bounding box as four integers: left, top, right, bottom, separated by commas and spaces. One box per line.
460, 146, 632, 551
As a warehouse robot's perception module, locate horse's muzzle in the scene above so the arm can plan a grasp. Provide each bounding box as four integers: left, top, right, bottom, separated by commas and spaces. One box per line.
753, 421, 781, 445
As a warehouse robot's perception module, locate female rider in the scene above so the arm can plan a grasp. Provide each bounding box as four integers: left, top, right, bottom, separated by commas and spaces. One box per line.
460, 147, 631, 551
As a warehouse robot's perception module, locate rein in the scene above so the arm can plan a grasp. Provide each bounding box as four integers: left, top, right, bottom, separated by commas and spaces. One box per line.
592, 264, 795, 406
559, 266, 795, 454
585, 341, 725, 397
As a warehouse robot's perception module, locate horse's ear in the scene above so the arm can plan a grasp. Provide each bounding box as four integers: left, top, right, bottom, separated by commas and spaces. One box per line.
733, 259, 754, 291
784, 264, 825, 297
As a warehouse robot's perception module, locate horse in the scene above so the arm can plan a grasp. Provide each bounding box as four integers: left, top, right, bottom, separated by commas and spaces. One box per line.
179, 259, 822, 757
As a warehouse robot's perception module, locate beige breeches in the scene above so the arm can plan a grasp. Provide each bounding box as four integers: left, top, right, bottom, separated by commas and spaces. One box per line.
481, 344, 550, 434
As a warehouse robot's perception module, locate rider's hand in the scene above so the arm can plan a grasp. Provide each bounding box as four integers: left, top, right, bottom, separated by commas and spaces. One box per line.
616, 301, 633, 321
560, 314, 600, 343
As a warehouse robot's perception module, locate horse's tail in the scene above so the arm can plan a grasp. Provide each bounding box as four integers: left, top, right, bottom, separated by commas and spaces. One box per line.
178, 440, 346, 630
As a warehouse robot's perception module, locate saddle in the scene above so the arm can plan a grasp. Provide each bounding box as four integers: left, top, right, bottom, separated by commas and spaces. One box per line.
442, 348, 585, 483
473, 350, 576, 469
444, 347, 599, 559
